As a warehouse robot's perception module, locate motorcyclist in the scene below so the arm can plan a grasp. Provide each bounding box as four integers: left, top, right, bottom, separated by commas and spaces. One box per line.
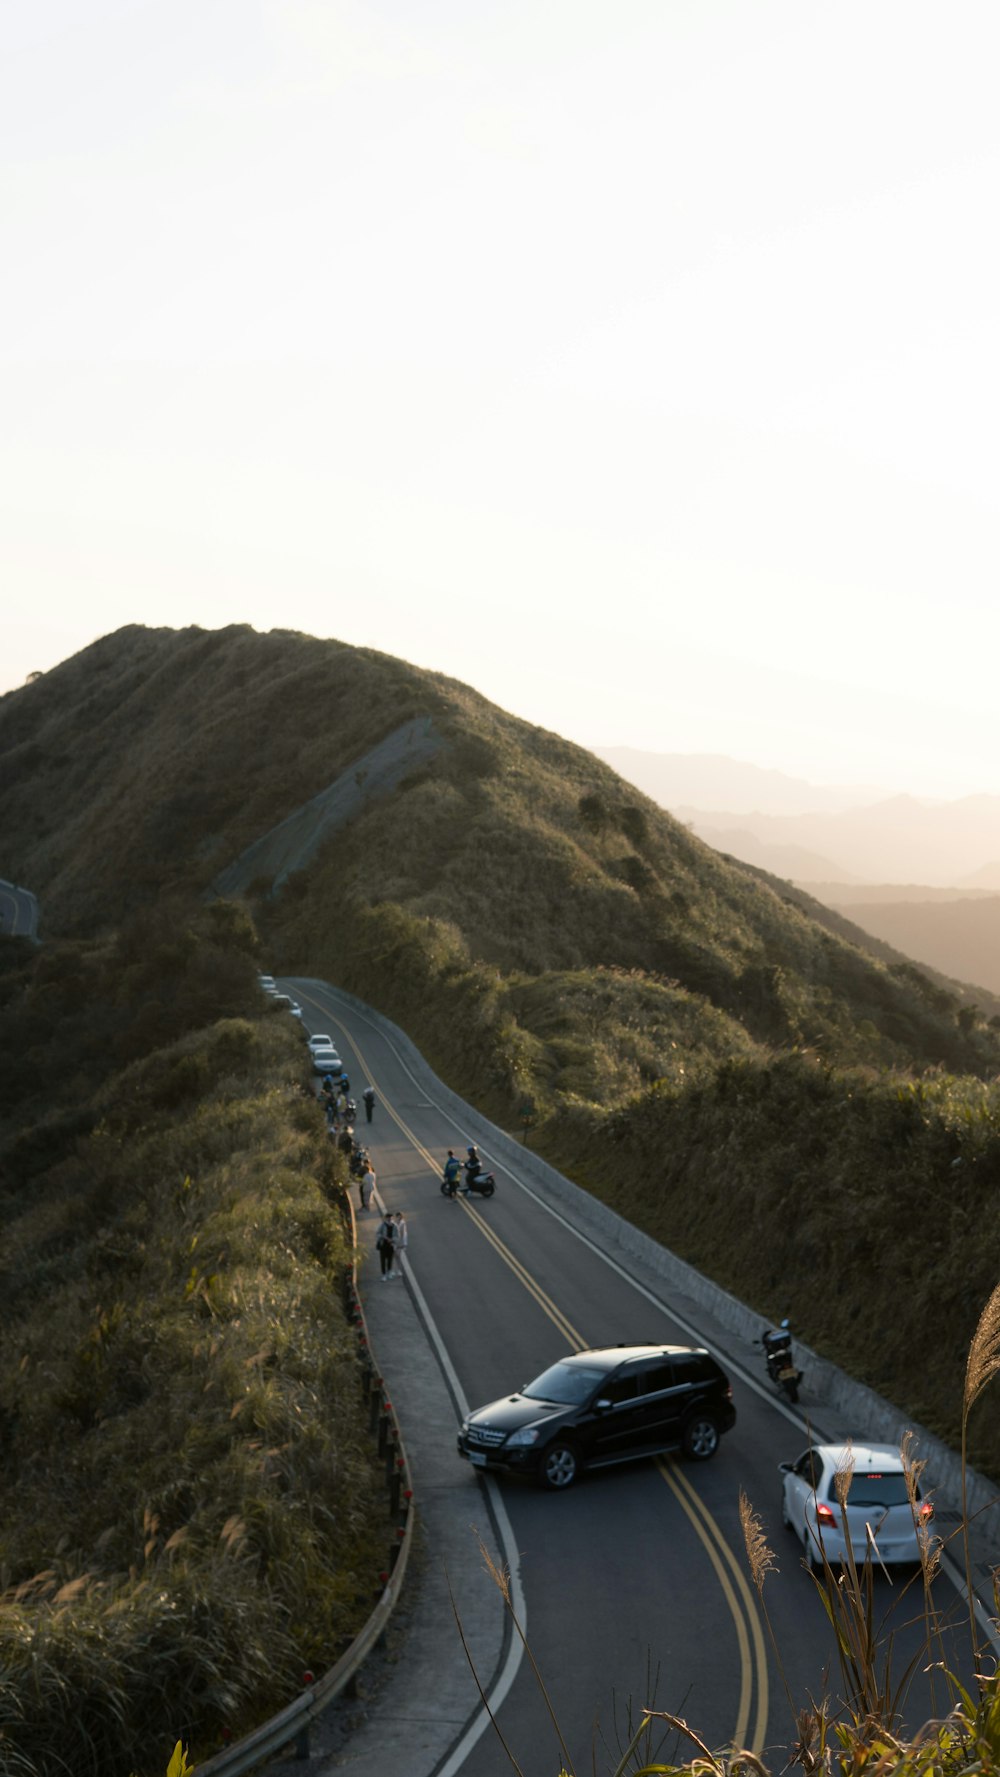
442, 1150, 462, 1195
464, 1144, 482, 1185
762, 1318, 792, 1360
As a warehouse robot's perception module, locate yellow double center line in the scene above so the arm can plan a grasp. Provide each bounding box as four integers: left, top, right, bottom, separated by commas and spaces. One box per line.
304, 992, 769, 1753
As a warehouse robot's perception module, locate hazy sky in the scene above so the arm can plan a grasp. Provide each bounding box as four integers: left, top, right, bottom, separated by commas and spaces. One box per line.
4, 2, 999, 798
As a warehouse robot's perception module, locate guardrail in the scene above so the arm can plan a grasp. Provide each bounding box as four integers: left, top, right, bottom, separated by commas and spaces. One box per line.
194, 1195, 415, 1774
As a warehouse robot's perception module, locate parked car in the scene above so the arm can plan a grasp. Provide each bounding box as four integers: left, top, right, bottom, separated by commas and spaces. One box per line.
257, 974, 276, 991
780, 1441, 934, 1570
272, 994, 303, 1018
307, 1034, 335, 1053
458, 1344, 736, 1490
312, 1048, 343, 1075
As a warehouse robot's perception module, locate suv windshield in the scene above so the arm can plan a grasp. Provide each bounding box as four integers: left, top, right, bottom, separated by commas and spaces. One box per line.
522, 1362, 607, 1405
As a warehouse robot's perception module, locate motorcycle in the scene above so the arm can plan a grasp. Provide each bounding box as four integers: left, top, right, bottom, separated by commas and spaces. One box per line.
759, 1321, 802, 1403
441, 1164, 496, 1199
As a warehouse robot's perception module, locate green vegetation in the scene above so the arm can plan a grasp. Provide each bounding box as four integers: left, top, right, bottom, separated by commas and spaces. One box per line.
0, 915, 382, 1777
4, 625, 1000, 1768
3, 624, 1000, 1477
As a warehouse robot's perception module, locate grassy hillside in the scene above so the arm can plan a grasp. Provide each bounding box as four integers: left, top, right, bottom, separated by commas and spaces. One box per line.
0, 915, 383, 1777
2, 624, 996, 1093
3, 623, 1000, 1483
544, 1054, 1000, 1472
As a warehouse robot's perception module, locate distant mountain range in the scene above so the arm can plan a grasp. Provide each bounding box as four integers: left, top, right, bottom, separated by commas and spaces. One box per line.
594, 748, 1000, 889
594, 748, 890, 816
816, 892, 1000, 996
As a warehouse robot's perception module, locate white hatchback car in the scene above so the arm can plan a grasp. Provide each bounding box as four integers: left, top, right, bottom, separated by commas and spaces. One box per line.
307, 1034, 335, 1052
780, 1442, 934, 1570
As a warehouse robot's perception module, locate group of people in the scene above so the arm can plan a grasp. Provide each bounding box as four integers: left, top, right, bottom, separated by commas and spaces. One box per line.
309, 1041, 410, 1282
316, 1051, 496, 1288
376, 1209, 408, 1280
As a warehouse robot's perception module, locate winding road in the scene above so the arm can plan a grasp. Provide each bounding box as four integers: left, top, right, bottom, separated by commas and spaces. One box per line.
0, 879, 37, 938
285, 976, 989, 1776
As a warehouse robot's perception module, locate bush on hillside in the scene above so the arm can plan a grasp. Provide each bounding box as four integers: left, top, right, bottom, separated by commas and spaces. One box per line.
0, 935, 383, 1777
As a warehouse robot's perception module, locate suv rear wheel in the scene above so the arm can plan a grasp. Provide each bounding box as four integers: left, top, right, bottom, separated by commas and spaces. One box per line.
540, 1442, 579, 1490
681, 1413, 720, 1461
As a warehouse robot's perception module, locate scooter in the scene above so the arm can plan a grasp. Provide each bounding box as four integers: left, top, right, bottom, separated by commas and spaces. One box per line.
441, 1165, 496, 1199
759, 1321, 802, 1403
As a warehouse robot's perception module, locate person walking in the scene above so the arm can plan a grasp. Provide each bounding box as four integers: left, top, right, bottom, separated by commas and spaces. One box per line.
359, 1162, 376, 1213
376, 1210, 397, 1280
391, 1211, 408, 1279
362, 1086, 376, 1124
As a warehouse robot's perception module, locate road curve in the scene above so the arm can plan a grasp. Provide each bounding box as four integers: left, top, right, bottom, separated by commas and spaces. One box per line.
284, 977, 987, 1777
0, 879, 38, 938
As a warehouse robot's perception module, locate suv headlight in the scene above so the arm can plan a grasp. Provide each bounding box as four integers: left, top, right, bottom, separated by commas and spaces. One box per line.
506, 1426, 541, 1447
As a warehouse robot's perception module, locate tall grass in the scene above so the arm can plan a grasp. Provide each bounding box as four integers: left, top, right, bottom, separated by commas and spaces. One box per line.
0, 952, 384, 1777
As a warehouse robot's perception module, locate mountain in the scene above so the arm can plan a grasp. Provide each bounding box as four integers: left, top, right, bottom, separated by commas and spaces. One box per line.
822, 894, 1000, 998
593, 748, 887, 815
593, 751, 1000, 887
961, 860, 1000, 890
671, 798, 1000, 887
4, 626, 1000, 1559
2, 624, 997, 1107
686, 825, 858, 884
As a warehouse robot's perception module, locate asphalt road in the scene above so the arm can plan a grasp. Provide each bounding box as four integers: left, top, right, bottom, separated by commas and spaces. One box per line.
285, 976, 986, 1777
0, 879, 37, 938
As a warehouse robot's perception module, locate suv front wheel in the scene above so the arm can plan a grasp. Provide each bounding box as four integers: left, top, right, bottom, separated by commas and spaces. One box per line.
681, 1413, 720, 1461
540, 1441, 579, 1490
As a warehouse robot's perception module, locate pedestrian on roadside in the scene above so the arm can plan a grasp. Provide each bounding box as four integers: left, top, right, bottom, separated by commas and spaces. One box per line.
324, 1098, 337, 1133
376, 1210, 397, 1280
442, 1149, 461, 1195
363, 1086, 376, 1123
391, 1211, 408, 1279
359, 1163, 376, 1212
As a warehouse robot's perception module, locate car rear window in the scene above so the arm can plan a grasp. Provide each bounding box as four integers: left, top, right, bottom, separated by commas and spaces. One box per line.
833, 1473, 914, 1507
523, 1362, 607, 1405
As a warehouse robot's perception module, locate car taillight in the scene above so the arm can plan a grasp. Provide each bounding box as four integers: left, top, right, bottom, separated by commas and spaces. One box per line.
815, 1501, 837, 1528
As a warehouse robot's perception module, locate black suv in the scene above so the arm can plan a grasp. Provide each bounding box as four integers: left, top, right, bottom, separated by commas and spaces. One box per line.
457, 1344, 736, 1490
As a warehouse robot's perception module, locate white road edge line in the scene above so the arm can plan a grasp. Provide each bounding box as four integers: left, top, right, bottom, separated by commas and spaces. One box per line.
298, 992, 529, 1774
400, 1242, 528, 1777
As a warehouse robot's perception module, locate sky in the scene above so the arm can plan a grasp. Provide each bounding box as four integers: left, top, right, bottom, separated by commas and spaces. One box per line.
4, 1, 1000, 800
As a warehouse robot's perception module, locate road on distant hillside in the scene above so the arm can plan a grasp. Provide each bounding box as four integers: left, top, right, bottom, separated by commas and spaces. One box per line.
0, 879, 38, 938
286, 976, 984, 1776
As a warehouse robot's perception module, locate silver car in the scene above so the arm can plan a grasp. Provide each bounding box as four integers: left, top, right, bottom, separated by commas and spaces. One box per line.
780, 1441, 934, 1570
